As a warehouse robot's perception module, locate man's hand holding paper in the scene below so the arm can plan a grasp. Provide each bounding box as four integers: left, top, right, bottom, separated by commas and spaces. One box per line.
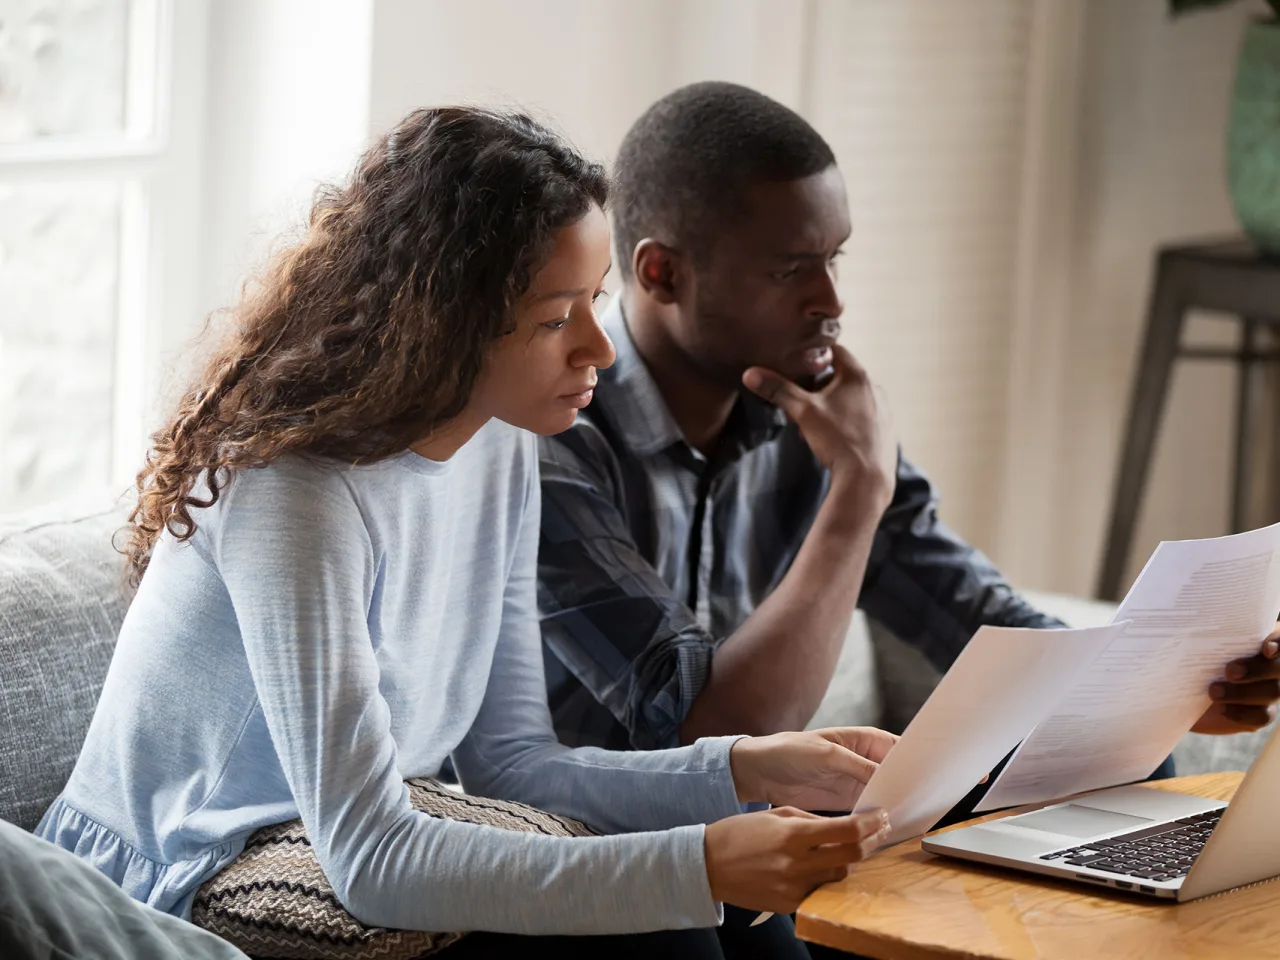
1193, 623, 1280, 734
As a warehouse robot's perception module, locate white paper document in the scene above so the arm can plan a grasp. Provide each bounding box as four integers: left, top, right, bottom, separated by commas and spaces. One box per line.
976, 522, 1280, 812
854, 622, 1127, 845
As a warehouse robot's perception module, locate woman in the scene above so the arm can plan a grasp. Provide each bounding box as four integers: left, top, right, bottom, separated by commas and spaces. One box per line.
38, 107, 894, 955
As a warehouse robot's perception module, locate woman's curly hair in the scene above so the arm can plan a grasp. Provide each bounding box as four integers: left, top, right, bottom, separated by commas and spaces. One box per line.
122, 107, 608, 586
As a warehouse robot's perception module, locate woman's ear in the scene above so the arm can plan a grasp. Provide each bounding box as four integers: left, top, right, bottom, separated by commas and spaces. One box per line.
632, 239, 684, 305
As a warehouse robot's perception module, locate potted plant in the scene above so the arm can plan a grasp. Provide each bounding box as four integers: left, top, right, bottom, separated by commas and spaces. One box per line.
1172, 0, 1280, 254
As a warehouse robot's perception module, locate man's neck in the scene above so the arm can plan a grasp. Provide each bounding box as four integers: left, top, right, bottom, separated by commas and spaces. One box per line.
623, 289, 738, 455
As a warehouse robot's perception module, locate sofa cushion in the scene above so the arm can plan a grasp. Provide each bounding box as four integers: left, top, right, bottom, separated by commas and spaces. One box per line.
191, 778, 600, 958
0, 492, 132, 830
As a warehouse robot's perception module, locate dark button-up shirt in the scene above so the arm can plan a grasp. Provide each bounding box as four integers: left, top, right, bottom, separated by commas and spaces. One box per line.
537, 297, 1059, 751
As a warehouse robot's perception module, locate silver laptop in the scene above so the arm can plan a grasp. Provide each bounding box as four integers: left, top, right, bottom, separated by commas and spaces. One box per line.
922, 722, 1280, 901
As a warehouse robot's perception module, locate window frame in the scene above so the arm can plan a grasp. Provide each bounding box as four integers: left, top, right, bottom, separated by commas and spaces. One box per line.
0, 0, 208, 502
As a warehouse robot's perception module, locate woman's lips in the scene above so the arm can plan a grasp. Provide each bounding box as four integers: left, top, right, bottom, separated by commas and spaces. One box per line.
560, 388, 595, 409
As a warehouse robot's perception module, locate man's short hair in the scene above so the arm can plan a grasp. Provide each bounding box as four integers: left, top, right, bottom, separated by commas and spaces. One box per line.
612, 81, 836, 280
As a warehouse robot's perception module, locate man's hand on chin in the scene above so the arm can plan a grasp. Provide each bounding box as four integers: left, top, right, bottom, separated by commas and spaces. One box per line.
1191, 623, 1280, 735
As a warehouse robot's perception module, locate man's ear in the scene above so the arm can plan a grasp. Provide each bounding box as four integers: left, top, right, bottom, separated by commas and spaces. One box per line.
632, 239, 685, 306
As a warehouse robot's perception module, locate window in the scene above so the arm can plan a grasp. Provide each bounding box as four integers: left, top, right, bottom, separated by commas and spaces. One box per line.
0, 0, 200, 512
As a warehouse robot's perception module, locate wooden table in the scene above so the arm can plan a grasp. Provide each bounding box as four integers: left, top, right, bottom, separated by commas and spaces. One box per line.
796, 773, 1280, 959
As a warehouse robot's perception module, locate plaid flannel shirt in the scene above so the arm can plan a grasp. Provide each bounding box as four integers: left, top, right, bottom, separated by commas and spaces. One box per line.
537, 296, 1060, 751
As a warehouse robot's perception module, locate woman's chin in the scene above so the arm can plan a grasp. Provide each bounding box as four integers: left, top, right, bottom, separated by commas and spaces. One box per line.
500, 408, 581, 436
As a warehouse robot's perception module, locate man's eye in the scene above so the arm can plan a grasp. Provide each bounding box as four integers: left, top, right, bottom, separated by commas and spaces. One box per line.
772, 267, 801, 281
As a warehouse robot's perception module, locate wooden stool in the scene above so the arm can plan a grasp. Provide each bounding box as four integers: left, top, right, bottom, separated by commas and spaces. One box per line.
1097, 240, 1280, 602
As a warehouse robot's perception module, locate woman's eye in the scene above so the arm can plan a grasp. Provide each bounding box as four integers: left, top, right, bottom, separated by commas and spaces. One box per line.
543, 317, 569, 331
592, 289, 607, 303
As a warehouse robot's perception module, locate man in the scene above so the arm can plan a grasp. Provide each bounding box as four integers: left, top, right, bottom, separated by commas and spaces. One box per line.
537, 81, 1280, 761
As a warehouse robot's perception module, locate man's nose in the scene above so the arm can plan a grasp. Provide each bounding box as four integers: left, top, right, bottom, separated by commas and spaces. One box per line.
806, 265, 843, 320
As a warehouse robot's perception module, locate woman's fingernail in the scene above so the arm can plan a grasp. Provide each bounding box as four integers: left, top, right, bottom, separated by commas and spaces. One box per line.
879, 810, 890, 830
1266, 640, 1279, 658
1227, 662, 1247, 680
1210, 683, 1227, 699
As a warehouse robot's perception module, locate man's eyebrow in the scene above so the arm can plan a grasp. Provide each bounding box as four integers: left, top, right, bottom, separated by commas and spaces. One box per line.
770, 236, 851, 260
770, 250, 829, 261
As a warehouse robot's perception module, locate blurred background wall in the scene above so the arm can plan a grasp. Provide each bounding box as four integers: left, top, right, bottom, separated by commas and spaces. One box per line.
1, 0, 1269, 599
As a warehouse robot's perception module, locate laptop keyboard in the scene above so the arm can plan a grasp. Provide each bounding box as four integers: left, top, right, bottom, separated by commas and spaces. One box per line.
1037, 808, 1223, 883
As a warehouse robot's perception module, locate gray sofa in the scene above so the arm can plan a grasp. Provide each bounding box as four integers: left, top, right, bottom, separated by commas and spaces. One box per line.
2, 493, 133, 831
0, 491, 1274, 833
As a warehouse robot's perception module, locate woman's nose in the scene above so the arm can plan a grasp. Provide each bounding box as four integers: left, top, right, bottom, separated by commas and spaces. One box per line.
574, 308, 616, 370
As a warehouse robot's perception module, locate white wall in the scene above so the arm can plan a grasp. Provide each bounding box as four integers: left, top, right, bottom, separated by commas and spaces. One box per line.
186, 0, 374, 398
368, 0, 810, 161
1047, 0, 1265, 595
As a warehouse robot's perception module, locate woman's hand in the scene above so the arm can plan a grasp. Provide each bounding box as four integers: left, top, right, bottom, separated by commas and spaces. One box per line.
704, 806, 891, 914
729, 727, 899, 811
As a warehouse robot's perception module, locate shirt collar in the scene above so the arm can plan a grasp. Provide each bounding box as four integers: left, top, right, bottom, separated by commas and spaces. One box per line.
595, 296, 788, 460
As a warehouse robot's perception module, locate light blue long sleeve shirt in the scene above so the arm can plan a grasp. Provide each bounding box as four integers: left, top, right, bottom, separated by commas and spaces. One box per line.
38, 419, 743, 934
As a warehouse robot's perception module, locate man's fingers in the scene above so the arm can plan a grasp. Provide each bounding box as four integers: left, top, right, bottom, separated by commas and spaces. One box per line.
1218, 702, 1277, 729
1211, 679, 1280, 706
742, 367, 814, 421
1227, 629, 1280, 679
828, 343, 866, 382
1224, 654, 1280, 682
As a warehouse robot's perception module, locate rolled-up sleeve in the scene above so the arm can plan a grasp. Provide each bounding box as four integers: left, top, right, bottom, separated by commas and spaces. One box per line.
537, 428, 715, 750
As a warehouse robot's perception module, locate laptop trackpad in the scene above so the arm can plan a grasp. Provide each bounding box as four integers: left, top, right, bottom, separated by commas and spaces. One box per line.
1007, 804, 1154, 839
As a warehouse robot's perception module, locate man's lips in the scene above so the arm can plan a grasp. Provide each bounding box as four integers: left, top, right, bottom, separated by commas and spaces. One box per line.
800, 346, 834, 376
794, 335, 837, 376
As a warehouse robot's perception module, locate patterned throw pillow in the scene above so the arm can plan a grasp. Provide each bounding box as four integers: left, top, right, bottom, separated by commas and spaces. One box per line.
191, 779, 600, 959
